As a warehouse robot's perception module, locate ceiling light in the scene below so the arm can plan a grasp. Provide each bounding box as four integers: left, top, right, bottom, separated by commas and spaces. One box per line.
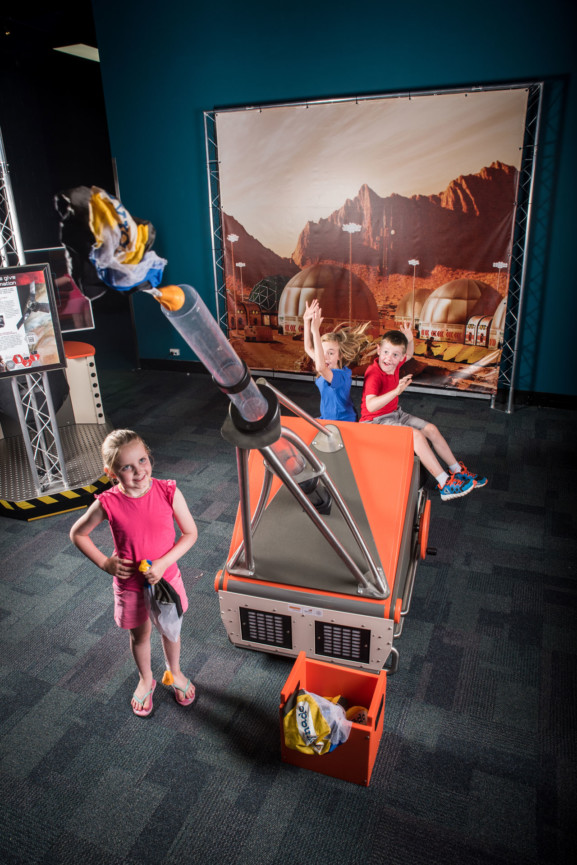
54, 44, 99, 62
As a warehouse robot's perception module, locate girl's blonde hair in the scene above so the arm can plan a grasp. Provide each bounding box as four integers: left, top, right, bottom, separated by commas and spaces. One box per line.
101, 429, 152, 476
320, 322, 375, 368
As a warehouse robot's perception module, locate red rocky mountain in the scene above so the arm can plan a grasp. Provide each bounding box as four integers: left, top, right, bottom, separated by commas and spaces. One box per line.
292, 161, 518, 275
222, 213, 299, 290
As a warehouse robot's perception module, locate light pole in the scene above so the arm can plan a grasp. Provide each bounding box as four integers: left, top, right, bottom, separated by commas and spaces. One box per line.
236, 262, 246, 303
342, 223, 362, 325
408, 259, 420, 330
492, 260, 508, 293
227, 234, 239, 329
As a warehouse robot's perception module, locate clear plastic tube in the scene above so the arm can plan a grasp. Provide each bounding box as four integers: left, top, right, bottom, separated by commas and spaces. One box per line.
162, 284, 268, 423
161, 285, 306, 476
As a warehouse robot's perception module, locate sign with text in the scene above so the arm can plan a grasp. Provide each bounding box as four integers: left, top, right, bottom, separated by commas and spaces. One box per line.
0, 264, 66, 378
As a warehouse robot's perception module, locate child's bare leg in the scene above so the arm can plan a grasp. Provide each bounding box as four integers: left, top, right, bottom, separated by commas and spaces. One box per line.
129, 619, 154, 710
412, 429, 446, 478
161, 634, 195, 701
421, 422, 458, 468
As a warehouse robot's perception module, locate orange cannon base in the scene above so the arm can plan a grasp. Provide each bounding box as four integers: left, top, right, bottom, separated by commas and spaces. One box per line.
215, 416, 430, 673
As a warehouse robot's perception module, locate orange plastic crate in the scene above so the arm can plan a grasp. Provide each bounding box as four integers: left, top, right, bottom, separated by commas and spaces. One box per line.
279, 651, 386, 786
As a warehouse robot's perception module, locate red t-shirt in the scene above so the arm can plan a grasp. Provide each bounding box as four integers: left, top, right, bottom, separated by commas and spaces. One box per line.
360, 356, 406, 422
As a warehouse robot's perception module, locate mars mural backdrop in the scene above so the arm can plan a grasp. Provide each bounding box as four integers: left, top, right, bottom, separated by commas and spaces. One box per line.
213, 88, 529, 394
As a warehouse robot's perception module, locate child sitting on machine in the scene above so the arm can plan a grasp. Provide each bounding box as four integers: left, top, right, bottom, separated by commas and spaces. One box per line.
360, 325, 487, 501
303, 299, 372, 422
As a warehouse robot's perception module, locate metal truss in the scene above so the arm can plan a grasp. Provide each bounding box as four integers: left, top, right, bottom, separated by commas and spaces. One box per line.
1, 126, 69, 495
11, 373, 69, 493
492, 82, 544, 413
0, 128, 25, 266
205, 83, 545, 411
204, 111, 229, 331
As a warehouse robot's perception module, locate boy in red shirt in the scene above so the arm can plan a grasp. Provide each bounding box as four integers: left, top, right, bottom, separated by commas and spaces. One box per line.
360, 325, 487, 501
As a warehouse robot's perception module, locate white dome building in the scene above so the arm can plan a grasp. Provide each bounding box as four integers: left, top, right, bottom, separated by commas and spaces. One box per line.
278, 264, 378, 336
488, 296, 508, 349
394, 289, 431, 328
418, 278, 501, 343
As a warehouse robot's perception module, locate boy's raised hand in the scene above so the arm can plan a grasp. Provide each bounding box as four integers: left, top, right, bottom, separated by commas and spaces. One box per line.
400, 321, 414, 341
397, 374, 413, 394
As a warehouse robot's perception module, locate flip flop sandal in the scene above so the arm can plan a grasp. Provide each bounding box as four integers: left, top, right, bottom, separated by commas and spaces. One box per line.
171, 679, 195, 706
132, 680, 156, 717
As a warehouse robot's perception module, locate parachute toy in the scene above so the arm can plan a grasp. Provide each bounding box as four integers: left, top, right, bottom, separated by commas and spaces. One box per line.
54, 185, 169, 301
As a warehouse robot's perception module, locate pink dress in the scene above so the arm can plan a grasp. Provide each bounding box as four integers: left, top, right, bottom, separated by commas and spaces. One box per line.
96, 478, 189, 629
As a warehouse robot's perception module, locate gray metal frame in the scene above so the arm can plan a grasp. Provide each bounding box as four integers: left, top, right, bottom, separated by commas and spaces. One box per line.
0, 126, 69, 494
204, 81, 544, 413
0, 127, 25, 266
10, 372, 69, 493
491, 82, 544, 413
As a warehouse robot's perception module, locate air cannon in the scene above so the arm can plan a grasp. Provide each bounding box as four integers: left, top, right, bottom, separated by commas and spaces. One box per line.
158, 284, 388, 597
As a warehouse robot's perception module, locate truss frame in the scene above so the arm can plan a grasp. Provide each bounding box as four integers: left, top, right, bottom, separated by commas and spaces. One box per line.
205, 81, 544, 412
1, 126, 69, 495
11, 372, 69, 492
491, 82, 544, 412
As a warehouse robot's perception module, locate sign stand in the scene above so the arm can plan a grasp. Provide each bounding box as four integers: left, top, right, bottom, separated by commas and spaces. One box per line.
11, 371, 69, 494
1, 127, 68, 495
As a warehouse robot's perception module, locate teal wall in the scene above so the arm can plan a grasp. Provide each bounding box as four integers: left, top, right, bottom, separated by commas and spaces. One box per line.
92, 0, 577, 397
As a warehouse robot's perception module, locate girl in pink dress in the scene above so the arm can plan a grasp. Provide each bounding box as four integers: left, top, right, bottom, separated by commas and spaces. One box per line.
70, 429, 198, 716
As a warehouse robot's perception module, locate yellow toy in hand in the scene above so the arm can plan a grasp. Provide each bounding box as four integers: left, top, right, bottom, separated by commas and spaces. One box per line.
139, 558, 175, 686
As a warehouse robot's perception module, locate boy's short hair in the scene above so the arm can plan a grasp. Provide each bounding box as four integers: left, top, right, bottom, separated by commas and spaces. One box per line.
380, 330, 408, 351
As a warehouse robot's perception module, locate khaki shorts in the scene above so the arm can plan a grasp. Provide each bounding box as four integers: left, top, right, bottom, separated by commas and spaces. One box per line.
363, 406, 427, 430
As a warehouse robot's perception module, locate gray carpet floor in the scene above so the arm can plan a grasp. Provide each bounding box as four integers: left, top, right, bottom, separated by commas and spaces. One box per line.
1, 369, 575, 864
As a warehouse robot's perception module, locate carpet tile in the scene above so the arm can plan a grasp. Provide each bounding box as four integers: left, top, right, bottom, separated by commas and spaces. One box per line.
0, 369, 575, 864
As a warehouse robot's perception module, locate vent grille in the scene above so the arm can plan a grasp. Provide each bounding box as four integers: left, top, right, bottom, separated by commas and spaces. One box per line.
240, 608, 292, 649
315, 621, 370, 663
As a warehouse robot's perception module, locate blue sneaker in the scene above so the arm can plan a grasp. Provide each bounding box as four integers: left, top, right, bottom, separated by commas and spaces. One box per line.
456, 461, 487, 489
438, 473, 475, 501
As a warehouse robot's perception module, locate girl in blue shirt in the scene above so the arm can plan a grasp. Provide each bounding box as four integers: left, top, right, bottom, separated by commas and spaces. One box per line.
303, 299, 372, 422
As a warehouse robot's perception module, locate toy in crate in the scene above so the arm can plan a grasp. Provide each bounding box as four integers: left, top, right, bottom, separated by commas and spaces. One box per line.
280, 652, 387, 785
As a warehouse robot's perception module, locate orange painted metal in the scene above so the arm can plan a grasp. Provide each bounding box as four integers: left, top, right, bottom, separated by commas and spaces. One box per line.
221, 416, 415, 619
279, 651, 387, 786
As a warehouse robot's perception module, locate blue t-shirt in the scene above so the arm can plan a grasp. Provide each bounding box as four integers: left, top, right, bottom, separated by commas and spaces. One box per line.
315, 367, 356, 422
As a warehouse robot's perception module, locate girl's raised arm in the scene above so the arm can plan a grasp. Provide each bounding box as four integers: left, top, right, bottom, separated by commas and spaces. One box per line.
303, 300, 317, 361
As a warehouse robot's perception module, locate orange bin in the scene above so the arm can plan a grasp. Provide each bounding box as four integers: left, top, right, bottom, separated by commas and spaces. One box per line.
279, 651, 387, 786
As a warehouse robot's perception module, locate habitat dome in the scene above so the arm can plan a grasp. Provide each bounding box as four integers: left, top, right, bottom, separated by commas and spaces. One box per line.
488, 296, 508, 349
395, 289, 431, 323
419, 278, 501, 325
278, 264, 378, 327
491, 296, 507, 331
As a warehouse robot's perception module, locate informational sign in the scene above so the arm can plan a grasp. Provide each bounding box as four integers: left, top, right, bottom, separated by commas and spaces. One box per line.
0, 264, 66, 378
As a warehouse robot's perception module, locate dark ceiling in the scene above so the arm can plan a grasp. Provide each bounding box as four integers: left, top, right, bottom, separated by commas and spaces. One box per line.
0, 1, 115, 253
1, 1, 97, 53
